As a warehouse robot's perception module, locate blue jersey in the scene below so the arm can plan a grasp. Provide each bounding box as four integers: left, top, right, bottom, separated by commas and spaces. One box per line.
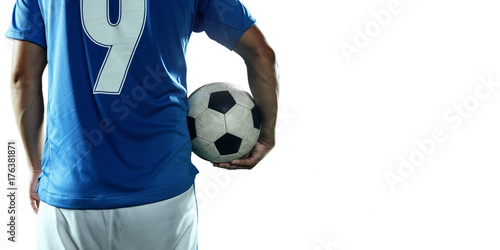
6, 0, 255, 209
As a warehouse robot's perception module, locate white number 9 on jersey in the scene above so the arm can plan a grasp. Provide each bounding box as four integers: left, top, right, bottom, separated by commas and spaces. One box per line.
81, 0, 147, 95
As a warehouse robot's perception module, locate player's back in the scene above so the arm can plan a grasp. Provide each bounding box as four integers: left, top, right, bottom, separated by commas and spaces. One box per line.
7, 0, 255, 209
28, 0, 198, 209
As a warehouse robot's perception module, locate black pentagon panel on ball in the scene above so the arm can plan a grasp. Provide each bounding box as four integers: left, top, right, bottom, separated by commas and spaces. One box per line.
214, 133, 242, 155
186, 116, 197, 140
251, 106, 261, 129
208, 91, 236, 114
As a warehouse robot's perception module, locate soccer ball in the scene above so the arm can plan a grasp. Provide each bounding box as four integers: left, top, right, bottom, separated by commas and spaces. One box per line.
187, 82, 261, 163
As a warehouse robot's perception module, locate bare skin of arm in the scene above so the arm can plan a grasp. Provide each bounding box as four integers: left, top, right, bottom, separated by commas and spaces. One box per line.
10, 40, 47, 213
214, 25, 279, 170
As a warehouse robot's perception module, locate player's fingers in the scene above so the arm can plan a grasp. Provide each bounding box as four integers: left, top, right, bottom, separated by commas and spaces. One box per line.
231, 146, 267, 167
243, 150, 253, 159
31, 198, 39, 214
212, 162, 234, 169
212, 148, 255, 169
230, 157, 258, 169
214, 163, 247, 170
213, 160, 254, 170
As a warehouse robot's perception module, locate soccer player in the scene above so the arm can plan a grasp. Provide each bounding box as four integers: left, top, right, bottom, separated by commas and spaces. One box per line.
7, 0, 278, 248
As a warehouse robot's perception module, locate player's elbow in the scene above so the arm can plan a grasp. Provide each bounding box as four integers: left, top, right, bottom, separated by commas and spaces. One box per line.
258, 43, 276, 65
236, 37, 276, 67
11, 70, 27, 93
10, 70, 34, 96
10, 69, 42, 101
249, 43, 276, 67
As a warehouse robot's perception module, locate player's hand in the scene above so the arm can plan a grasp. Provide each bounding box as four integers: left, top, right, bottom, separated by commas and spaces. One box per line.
213, 138, 274, 170
29, 170, 41, 214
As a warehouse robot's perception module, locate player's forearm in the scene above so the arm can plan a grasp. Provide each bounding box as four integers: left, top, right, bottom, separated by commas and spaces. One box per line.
244, 48, 279, 146
11, 77, 45, 173
233, 25, 279, 146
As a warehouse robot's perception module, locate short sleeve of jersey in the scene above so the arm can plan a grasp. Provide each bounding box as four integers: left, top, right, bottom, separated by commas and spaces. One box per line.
5, 0, 47, 49
194, 0, 255, 50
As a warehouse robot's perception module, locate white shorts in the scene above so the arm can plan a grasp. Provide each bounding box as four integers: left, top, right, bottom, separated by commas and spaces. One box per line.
36, 186, 198, 250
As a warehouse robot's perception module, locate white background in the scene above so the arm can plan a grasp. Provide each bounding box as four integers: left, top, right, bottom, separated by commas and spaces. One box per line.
1, 0, 500, 249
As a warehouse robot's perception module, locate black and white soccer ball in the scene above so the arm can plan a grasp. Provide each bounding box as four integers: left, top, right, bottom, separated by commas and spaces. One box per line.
187, 82, 261, 163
